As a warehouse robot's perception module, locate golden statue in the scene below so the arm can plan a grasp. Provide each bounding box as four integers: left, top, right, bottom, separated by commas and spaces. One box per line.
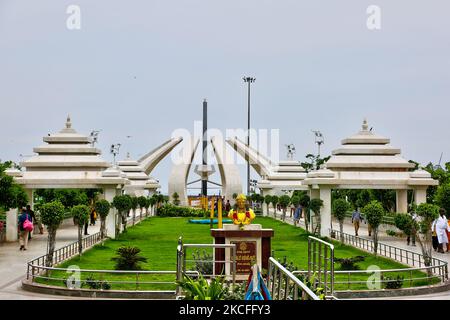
228, 194, 255, 229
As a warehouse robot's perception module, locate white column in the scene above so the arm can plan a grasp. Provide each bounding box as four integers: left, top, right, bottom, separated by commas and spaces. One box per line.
310, 188, 320, 200
6, 208, 18, 242
415, 188, 427, 205
25, 189, 34, 208
319, 187, 332, 237
396, 190, 408, 213
104, 187, 119, 239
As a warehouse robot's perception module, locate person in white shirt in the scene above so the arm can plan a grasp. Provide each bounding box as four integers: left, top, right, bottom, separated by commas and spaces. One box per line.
435, 208, 449, 253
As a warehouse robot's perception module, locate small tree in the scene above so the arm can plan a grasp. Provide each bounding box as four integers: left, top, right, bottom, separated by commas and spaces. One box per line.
299, 194, 311, 232
40, 201, 65, 267
144, 197, 151, 217
435, 184, 450, 214
333, 198, 350, 242
290, 195, 301, 226
264, 195, 272, 216
415, 203, 440, 268
362, 200, 385, 255
95, 199, 110, 239
172, 192, 180, 206
279, 195, 291, 221
137, 196, 147, 220
309, 198, 324, 235
71, 205, 90, 256
130, 196, 139, 225
148, 196, 157, 216
271, 195, 279, 217
112, 195, 132, 234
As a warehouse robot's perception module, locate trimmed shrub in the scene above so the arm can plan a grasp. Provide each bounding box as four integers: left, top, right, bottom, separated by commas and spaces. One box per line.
157, 204, 206, 217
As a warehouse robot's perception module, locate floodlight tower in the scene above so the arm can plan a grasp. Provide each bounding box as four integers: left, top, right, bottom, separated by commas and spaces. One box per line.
285, 144, 296, 160
312, 130, 324, 157
110, 143, 121, 166
243, 76, 256, 195
90, 130, 100, 147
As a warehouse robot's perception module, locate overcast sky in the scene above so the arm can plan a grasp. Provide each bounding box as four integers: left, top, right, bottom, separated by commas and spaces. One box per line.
0, 0, 449, 194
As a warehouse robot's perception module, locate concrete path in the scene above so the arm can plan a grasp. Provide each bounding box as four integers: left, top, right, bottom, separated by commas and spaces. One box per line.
268, 208, 450, 299
0, 221, 100, 299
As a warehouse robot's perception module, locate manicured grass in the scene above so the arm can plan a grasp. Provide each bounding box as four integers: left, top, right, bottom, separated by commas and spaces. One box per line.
36, 217, 436, 291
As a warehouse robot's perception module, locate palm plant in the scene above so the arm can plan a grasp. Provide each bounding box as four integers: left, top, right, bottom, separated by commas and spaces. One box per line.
111, 246, 148, 270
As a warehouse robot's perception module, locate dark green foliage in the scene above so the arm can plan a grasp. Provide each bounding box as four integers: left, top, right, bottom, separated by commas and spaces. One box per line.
35, 189, 93, 209
172, 192, 180, 206
129, 196, 139, 210
362, 201, 385, 229
71, 205, 90, 227
290, 195, 301, 207
394, 213, 414, 236
157, 204, 206, 217
192, 250, 213, 275
382, 275, 404, 289
95, 199, 110, 219
178, 274, 227, 300
111, 246, 148, 270
333, 199, 350, 223
309, 198, 323, 215
335, 256, 365, 270
223, 281, 247, 300
40, 201, 66, 228
137, 196, 147, 210
301, 154, 331, 172
0, 161, 28, 210
112, 195, 132, 218
435, 184, 450, 214
83, 274, 111, 290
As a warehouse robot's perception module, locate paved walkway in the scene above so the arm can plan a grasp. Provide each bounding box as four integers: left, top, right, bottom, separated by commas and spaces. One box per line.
269, 208, 450, 299
0, 221, 100, 299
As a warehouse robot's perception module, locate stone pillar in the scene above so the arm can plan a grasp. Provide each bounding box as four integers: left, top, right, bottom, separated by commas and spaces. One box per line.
319, 187, 332, 237
396, 190, 408, 213
25, 189, 34, 208
310, 188, 320, 199
6, 208, 18, 242
415, 188, 427, 205
104, 188, 119, 239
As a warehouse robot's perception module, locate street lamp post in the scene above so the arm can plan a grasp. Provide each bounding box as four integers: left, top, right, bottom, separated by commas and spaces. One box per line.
243, 76, 255, 195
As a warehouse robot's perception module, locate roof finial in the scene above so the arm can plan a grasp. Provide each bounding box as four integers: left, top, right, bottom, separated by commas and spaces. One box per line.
362, 118, 369, 131
126, 152, 130, 159
66, 115, 72, 129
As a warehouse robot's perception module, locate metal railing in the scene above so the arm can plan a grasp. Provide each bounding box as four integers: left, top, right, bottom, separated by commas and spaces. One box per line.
27, 264, 177, 291
176, 237, 237, 296
331, 229, 447, 270
267, 257, 320, 300
308, 236, 334, 296
27, 232, 103, 270
330, 229, 448, 290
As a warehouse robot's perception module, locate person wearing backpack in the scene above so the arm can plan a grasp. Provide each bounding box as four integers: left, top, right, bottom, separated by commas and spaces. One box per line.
18, 208, 33, 251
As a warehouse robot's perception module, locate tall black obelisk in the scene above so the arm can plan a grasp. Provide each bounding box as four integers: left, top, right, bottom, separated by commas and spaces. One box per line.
202, 99, 208, 197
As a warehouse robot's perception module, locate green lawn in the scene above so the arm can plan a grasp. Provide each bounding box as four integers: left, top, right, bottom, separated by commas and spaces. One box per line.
36, 217, 437, 291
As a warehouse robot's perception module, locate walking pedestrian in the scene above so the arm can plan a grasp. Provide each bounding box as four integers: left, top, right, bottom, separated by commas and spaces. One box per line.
18, 208, 33, 251
351, 207, 363, 236
435, 208, 448, 253
25, 205, 35, 240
